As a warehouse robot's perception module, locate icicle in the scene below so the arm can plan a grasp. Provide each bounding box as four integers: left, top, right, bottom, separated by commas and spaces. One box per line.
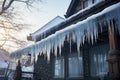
99, 22, 103, 33
54, 40, 58, 57
56, 36, 61, 56
66, 32, 70, 42
75, 30, 81, 55
30, 53, 33, 64
69, 36, 72, 54
50, 39, 54, 54
71, 31, 76, 43
10, 2, 120, 61
91, 33, 94, 45
61, 33, 66, 47
35, 54, 38, 62
86, 27, 91, 44
46, 43, 51, 61
93, 23, 98, 43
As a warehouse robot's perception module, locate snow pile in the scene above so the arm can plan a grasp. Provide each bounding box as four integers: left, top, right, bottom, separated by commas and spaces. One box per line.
11, 2, 120, 61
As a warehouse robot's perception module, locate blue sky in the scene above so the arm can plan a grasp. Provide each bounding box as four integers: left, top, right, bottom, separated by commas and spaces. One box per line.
20, 0, 72, 31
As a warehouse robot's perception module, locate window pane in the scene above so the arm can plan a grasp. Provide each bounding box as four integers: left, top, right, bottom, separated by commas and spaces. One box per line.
88, 0, 93, 7
84, 0, 93, 8
54, 58, 64, 78
90, 44, 109, 78
95, 0, 102, 3
84, 1, 88, 8
68, 54, 83, 77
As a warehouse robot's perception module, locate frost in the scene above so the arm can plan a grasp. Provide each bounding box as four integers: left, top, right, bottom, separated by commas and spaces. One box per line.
11, 2, 120, 61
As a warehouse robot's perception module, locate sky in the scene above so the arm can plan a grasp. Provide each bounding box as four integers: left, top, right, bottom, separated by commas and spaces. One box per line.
2, 0, 71, 52
19, 0, 71, 31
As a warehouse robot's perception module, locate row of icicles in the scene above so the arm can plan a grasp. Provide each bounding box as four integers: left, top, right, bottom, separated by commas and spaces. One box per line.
10, 2, 120, 63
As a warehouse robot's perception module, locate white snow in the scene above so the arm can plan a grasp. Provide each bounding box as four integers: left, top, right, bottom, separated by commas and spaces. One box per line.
22, 65, 33, 72
11, 2, 120, 62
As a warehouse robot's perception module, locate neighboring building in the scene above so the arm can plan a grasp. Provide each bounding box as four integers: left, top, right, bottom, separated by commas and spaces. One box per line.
22, 66, 33, 80
27, 16, 65, 42
11, 0, 120, 80
0, 49, 9, 80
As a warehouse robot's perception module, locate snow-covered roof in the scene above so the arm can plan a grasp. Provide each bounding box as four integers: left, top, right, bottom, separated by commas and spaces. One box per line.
30, 16, 65, 41
30, 0, 112, 42
66, 0, 105, 18
11, 2, 120, 61
66, 0, 105, 20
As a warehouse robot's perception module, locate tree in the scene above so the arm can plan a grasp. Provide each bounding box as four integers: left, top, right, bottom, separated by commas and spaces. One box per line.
0, 0, 42, 51
0, 0, 42, 15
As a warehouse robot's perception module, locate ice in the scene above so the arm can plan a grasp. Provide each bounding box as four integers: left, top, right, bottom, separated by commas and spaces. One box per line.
10, 2, 120, 62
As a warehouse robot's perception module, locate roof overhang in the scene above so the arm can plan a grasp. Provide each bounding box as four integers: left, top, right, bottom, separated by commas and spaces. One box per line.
11, 2, 120, 61
28, 0, 120, 42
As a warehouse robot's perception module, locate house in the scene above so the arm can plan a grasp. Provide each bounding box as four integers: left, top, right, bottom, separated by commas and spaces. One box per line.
11, 0, 120, 80
27, 16, 65, 42
22, 66, 34, 80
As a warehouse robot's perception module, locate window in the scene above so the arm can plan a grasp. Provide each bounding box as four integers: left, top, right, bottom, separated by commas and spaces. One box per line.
84, 0, 93, 8
95, 0, 102, 3
82, 0, 103, 9
90, 44, 109, 77
54, 58, 64, 78
68, 54, 83, 77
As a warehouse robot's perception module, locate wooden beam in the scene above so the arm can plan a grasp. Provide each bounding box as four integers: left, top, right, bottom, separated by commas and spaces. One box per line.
107, 19, 120, 80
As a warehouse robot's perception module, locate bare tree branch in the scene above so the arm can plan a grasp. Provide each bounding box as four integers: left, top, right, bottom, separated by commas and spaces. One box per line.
0, 0, 14, 15
0, 0, 43, 51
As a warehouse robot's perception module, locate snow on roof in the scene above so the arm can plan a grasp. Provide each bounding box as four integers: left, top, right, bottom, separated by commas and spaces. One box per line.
66, 0, 104, 18
30, 0, 107, 41
31, 16, 65, 41
66, 0, 105, 20
11, 2, 120, 61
